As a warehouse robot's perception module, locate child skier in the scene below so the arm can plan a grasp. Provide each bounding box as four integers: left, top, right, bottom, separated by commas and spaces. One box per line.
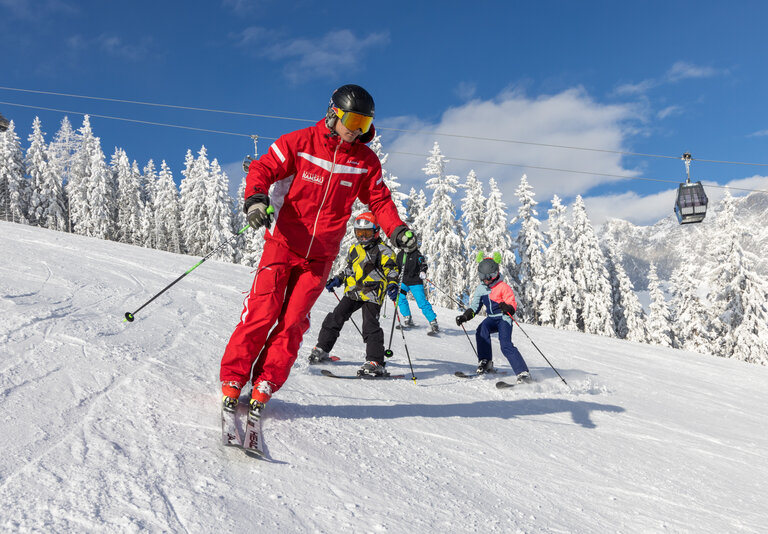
455, 252, 531, 381
308, 212, 400, 376
395, 247, 439, 334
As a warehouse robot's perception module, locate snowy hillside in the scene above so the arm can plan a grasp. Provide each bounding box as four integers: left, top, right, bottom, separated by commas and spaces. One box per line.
1, 222, 767, 533
600, 191, 768, 289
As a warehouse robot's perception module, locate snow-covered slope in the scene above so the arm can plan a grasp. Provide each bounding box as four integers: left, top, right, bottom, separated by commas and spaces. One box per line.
1, 222, 766, 533
600, 191, 768, 289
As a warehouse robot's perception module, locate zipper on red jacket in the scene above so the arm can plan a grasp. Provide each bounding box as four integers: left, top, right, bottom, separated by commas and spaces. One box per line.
305, 142, 340, 258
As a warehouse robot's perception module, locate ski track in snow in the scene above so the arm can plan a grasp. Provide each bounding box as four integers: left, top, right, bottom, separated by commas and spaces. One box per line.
1, 221, 767, 534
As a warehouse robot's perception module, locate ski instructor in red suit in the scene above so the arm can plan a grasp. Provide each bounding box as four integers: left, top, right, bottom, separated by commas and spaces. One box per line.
220, 84, 418, 415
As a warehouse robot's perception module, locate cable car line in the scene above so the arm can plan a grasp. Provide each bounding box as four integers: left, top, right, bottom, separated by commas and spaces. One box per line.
0, 101, 258, 139
3, 85, 768, 168
1, 99, 766, 196
0, 86, 314, 124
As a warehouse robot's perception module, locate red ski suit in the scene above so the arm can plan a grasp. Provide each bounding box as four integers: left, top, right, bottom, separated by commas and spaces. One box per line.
220, 120, 405, 394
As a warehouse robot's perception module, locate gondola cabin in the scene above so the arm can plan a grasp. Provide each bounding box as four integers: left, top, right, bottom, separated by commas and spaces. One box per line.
674, 152, 708, 224
674, 181, 708, 224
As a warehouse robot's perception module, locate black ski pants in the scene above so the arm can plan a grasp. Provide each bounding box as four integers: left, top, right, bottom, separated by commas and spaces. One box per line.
316, 295, 385, 364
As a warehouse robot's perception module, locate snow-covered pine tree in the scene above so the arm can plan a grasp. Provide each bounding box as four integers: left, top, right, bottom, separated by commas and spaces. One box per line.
48, 117, 79, 233
153, 160, 183, 254
180, 147, 211, 256
25, 117, 51, 227
538, 195, 579, 330
68, 116, 111, 239
0, 120, 30, 224
419, 142, 465, 309
570, 195, 614, 336
370, 134, 407, 219
603, 236, 648, 342
646, 262, 675, 347
460, 170, 486, 284
112, 149, 142, 245
482, 178, 514, 292
511, 174, 547, 324
670, 262, 713, 356
407, 188, 429, 243
203, 158, 235, 261
138, 160, 158, 248
707, 191, 768, 364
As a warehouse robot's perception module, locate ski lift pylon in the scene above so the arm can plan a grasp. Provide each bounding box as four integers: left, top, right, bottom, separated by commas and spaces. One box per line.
674, 152, 708, 224
242, 134, 259, 172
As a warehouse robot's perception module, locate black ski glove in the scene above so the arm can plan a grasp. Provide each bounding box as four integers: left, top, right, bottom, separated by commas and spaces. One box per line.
455, 309, 475, 326
245, 193, 272, 230
391, 225, 418, 253
499, 302, 516, 317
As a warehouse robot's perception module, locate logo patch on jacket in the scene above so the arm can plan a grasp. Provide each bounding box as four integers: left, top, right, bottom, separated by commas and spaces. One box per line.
301, 170, 324, 185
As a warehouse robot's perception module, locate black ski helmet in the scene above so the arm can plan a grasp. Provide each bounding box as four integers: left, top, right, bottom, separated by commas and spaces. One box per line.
477, 252, 502, 285
326, 84, 375, 131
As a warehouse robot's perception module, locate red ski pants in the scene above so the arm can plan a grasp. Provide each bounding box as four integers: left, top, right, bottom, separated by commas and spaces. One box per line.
219, 239, 332, 393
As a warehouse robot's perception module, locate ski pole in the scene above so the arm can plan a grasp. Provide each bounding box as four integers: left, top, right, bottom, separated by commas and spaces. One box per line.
425, 277, 478, 356
384, 247, 409, 358
394, 308, 417, 383
461, 324, 478, 358
331, 289, 363, 337
424, 277, 465, 310
504, 312, 569, 388
123, 211, 270, 322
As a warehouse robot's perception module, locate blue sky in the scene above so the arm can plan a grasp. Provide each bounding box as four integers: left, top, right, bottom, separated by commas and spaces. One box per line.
1, 0, 767, 226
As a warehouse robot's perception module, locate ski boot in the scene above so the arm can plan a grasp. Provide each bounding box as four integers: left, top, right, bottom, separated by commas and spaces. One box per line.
429, 320, 439, 334
476, 359, 494, 375
357, 361, 388, 377
516, 371, 533, 384
308, 346, 333, 364
251, 380, 273, 404
249, 398, 266, 419
221, 381, 242, 412
396, 315, 414, 329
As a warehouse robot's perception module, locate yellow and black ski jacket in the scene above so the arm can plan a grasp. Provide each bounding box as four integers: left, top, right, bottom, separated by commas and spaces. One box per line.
337, 239, 399, 304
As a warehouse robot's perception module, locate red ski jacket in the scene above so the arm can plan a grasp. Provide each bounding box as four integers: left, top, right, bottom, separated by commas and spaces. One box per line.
245, 120, 404, 261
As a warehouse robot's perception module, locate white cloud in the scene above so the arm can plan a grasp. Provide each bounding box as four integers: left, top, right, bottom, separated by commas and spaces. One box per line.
233, 28, 389, 84
721, 175, 768, 196
582, 188, 676, 227
454, 82, 477, 101
749, 129, 768, 137
613, 61, 725, 97
665, 61, 720, 82
380, 87, 641, 206
657, 105, 682, 119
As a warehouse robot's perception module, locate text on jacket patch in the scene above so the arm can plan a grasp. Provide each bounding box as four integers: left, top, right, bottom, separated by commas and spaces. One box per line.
301, 170, 324, 184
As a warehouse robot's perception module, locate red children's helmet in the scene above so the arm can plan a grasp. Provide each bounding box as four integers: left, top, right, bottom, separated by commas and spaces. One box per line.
353, 212, 380, 247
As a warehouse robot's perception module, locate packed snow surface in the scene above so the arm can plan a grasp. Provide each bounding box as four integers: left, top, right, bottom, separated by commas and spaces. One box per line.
1, 222, 766, 533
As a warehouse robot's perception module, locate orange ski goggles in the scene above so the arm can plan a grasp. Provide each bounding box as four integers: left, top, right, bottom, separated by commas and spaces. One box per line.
333, 107, 373, 133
